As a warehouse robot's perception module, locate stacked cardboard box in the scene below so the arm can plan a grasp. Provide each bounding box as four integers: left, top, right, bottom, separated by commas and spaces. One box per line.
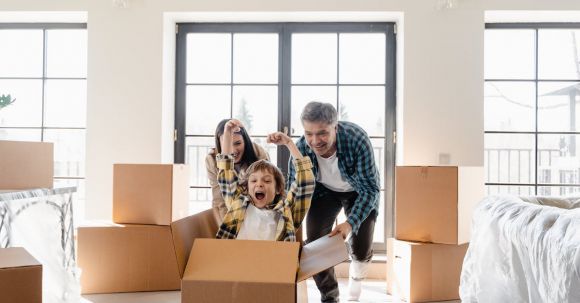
0, 140, 53, 189
0, 247, 43, 303
77, 164, 209, 294
387, 166, 484, 302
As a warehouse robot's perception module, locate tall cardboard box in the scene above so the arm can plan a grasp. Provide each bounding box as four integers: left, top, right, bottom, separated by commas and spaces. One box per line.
0, 247, 42, 303
386, 238, 468, 302
113, 164, 189, 225
77, 209, 218, 294
0, 140, 53, 189
182, 237, 348, 303
395, 166, 484, 244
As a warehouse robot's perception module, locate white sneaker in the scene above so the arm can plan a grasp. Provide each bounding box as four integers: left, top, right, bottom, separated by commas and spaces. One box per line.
347, 261, 370, 301
347, 277, 362, 301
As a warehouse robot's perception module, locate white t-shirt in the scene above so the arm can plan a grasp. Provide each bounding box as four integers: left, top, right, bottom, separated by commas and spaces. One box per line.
237, 204, 280, 241
315, 152, 354, 192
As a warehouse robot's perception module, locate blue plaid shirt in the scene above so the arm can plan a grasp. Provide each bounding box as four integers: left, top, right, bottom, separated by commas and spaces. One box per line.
286, 121, 380, 234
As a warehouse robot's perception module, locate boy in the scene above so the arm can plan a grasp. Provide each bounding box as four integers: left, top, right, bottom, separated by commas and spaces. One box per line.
216, 119, 314, 241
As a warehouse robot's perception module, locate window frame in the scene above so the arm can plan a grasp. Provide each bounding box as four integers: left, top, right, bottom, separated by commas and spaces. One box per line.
174, 22, 396, 251
0, 22, 87, 184
485, 22, 580, 194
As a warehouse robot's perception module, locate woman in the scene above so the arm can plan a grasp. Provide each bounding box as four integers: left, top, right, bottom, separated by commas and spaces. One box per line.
205, 118, 269, 222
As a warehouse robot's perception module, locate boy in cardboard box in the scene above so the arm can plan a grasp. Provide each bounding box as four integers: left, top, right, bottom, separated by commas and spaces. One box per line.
215, 119, 315, 241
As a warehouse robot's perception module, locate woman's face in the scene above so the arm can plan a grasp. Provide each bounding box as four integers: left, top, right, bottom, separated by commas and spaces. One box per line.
230, 133, 245, 163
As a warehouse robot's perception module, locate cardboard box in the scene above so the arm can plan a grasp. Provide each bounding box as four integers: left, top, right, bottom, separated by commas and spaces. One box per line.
113, 163, 189, 225
0, 140, 53, 189
78, 223, 180, 294
78, 209, 218, 294
386, 238, 468, 302
0, 247, 42, 303
182, 236, 349, 303
395, 166, 484, 244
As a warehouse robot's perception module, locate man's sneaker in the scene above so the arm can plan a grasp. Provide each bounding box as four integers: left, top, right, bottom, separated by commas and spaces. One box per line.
347, 277, 362, 301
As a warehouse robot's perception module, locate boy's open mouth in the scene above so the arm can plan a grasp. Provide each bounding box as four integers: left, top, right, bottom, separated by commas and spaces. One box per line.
254, 191, 265, 200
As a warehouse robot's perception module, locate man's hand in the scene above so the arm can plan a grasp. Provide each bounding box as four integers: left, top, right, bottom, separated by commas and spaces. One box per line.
329, 221, 352, 240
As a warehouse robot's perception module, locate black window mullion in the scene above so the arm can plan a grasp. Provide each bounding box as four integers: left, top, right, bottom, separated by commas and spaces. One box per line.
336, 33, 340, 114
385, 23, 397, 241
229, 32, 234, 118
279, 25, 291, 173
41, 28, 48, 142
174, 25, 187, 163
534, 28, 539, 195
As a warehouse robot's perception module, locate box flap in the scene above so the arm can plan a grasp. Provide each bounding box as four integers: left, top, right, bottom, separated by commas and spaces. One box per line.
297, 235, 349, 282
171, 164, 190, 222
170, 209, 218, 278
0, 247, 41, 269
184, 239, 299, 284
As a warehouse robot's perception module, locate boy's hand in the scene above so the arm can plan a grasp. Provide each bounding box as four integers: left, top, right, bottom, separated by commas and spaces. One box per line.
329, 222, 352, 240
267, 131, 292, 146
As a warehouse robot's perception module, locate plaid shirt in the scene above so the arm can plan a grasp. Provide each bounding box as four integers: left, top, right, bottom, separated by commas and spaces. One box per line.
216, 154, 314, 241
286, 121, 380, 234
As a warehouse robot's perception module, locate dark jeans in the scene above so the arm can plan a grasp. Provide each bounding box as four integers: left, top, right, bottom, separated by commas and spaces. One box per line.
306, 183, 377, 303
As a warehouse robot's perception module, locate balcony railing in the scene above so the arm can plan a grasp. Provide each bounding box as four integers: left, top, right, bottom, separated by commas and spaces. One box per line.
485, 147, 580, 196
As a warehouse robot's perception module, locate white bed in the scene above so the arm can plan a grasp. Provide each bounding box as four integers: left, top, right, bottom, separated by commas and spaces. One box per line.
460, 195, 580, 303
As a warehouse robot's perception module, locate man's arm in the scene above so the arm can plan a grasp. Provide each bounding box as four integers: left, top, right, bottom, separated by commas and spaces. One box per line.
330, 130, 380, 238
345, 134, 380, 235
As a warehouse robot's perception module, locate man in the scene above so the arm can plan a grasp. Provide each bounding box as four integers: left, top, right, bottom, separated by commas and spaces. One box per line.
287, 101, 380, 302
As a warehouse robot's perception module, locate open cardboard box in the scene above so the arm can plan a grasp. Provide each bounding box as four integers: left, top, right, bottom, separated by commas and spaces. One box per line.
0, 247, 42, 303
395, 166, 484, 244
182, 235, 349, 303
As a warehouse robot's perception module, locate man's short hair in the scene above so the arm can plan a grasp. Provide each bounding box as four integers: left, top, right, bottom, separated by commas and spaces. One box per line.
300, 101, 338, 125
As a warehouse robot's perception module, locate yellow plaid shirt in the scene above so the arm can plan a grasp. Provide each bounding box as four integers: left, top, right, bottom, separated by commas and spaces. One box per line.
215, 154, 314, 241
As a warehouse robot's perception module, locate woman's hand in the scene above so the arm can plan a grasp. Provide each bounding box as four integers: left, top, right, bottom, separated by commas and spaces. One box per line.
221, 119, 244, 155
267, 131, 291, 146
223, 119, 244, 134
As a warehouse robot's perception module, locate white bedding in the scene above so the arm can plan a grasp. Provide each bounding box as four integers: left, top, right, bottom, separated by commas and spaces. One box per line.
460, 195, 580, 303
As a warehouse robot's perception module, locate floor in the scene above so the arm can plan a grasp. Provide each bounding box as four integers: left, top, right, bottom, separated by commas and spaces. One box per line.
81, 278, 461, 303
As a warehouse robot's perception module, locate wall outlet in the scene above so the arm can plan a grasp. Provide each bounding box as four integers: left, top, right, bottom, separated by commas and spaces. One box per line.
438, 153, 451, 165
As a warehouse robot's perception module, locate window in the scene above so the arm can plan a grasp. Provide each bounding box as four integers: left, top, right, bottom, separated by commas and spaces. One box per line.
0, 24, 87, 217
485, 23, 580, 196
175, 23, 396, 249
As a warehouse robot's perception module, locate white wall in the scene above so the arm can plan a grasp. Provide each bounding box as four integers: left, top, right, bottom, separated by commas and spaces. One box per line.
2, 0, 580, 219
